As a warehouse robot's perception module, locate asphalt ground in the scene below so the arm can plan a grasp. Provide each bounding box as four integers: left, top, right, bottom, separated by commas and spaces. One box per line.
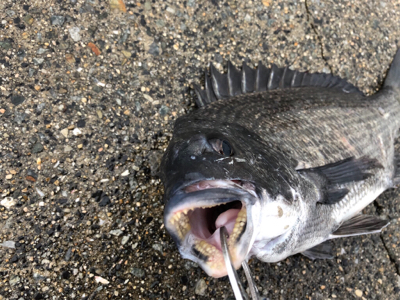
1, 0, 400, 299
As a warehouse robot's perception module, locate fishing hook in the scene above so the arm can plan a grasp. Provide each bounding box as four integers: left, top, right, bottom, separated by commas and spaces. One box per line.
220, 226, 261, 300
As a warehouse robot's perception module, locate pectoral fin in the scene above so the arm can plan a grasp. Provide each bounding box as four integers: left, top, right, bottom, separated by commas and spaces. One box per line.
301, 240, 334, 260
330, 214, 390, 238
298, 156, 383, 205
311, 156, 382, 184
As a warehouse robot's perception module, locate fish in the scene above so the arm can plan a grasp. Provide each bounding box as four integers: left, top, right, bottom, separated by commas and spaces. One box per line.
159, 49, 400, 278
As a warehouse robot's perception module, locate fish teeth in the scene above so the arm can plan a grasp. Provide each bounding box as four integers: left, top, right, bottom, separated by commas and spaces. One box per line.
170, 204, 247, 254
195, 240, 218, 256
169, 208, 192, 239
227, 208, 247, 247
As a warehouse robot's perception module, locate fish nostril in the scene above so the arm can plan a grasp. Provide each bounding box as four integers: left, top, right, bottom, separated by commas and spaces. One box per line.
185, 135, 214, 156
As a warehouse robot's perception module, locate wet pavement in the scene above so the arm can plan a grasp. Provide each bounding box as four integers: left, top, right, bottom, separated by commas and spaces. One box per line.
1, 0, 400, 299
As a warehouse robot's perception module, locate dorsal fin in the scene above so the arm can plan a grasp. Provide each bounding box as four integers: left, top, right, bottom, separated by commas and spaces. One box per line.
242, 62, 256, 93
194, 61, 364, 108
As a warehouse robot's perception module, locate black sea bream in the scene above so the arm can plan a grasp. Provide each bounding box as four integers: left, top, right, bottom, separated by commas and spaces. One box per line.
160, 50, 400, 278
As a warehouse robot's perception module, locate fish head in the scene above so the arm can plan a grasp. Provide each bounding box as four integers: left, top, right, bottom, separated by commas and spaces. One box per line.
160, 118, 300, 277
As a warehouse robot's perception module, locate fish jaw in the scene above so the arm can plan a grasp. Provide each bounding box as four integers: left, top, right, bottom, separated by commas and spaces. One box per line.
163, 180, 260, 278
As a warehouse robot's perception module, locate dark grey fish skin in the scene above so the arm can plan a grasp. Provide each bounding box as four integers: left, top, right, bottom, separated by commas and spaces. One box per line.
160, 49, 400, 278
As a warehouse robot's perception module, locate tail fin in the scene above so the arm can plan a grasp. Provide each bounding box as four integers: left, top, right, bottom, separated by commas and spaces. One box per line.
384, 49, 400, 90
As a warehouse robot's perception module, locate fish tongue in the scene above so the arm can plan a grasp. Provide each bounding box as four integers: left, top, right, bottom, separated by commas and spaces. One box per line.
204, 209, 240, 251
215, 209, 240, 233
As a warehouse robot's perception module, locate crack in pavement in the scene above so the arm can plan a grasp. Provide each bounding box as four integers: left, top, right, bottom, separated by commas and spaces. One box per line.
380, 235, 400, 276
305, 0, 400, 278
373, 201, 400, 276
304, 0, 333, 74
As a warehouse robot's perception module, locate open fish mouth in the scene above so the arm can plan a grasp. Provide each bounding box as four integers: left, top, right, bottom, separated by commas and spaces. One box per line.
164, 180, 258, 277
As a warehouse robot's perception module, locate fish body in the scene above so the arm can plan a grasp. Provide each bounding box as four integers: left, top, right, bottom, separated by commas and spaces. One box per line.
160, 51, 400, 278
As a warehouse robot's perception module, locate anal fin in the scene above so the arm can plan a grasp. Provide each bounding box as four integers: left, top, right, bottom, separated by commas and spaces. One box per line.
331, 214, 389, 238
301, 240, 334, 260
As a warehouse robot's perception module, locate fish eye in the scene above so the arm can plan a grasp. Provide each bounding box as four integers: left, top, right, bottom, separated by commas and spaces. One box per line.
209, 139, 233, 156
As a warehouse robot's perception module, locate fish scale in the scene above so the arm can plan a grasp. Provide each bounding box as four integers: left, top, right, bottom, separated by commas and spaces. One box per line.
187, 88, 400, 171
160, 50, 400, 278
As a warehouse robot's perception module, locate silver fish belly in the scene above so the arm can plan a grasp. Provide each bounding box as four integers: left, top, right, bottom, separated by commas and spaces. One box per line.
159, 50, 400, 278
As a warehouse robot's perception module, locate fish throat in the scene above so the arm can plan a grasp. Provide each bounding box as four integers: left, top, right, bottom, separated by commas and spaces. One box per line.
192, 201, 244, 238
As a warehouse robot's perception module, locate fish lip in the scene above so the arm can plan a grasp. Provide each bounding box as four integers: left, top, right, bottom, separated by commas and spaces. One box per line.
166, 178, 257, 202
163, 179, 259, 277
164, 179, 258, 220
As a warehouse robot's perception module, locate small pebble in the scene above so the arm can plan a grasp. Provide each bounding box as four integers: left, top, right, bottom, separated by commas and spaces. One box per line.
69, 27, 81, 42
109, 0, 126, 12
0, 241, 16, 249
50, 15, 65, 26
77, 119, 86, 128
355, 290, 363, 297
110, 229, 123, 236
60, 128, 69, 138
36, 188, 45, 197
121, 170, 130, 177
1, 197, 16, 209
148, 42, 160, 56
195, 279, 207, 296
95, 276, 109, 285
11, 95, 25, 106
33, 58, 44, 65
130, 268, 145, 278
152, 244, 163, 253
72, 128, 82, 136
65, 53, 75, 64
121, 50, 131, 58
121, 235, 130, 245
32, 143, 44, 153
88, 42, 101, 56
9, 276, 20, 286
24, 14, 34, 25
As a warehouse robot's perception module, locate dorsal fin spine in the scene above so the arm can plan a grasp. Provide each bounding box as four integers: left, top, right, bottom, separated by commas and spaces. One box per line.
267, 66, 275, 90
194, 60, 364, 107
279, 67, 288, 89
290, 71, 297, 88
